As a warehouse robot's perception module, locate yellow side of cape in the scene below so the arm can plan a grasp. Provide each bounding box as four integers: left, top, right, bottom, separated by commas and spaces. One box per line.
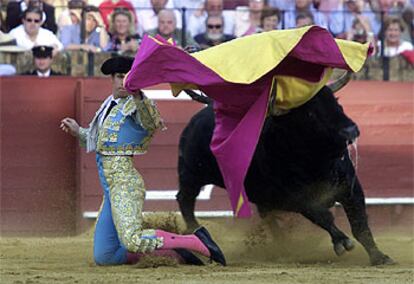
171, 27, 370, 109
191, 26, 369, 84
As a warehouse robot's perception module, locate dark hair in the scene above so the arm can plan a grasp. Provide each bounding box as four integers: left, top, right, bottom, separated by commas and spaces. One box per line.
260, 8, 280, 25
295, 11, 314, 24
22, 7, 43, 20
383, 16, 405, 32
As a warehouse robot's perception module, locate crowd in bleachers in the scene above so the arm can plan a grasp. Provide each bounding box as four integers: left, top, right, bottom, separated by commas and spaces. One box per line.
0, 0, 413, 76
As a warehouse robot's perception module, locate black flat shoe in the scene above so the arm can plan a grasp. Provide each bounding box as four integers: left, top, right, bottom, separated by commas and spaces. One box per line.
194, 226, 226, 266
173, 248, 204, 266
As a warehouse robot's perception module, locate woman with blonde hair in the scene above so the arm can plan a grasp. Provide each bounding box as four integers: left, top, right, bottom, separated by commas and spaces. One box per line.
60, 5, 109, 52
106, 7, 140, 54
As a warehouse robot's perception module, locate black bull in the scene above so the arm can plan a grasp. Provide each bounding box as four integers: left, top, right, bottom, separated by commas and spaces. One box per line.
176, 86, 394, 265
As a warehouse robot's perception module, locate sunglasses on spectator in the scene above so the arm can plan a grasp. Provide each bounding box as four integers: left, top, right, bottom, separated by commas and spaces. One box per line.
25, 18, 41, 23
114, 7, 130, 13
207, 24, 222, 29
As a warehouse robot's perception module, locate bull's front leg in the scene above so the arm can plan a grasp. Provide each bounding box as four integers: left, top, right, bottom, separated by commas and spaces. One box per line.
339, 178, 395, 265
176, 183, 201, 233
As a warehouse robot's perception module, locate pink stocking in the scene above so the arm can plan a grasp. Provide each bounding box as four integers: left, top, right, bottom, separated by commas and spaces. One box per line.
126, 250, 184, 264
155, 230, 210, 257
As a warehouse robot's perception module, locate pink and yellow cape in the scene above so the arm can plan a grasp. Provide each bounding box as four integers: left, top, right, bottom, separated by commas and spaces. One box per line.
124, 26, 371, 218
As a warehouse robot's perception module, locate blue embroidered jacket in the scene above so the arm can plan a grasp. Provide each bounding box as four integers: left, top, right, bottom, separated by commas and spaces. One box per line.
78, 95, 163, 155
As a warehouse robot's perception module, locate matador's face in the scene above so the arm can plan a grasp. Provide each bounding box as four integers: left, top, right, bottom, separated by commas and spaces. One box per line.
112, 73, 129, 98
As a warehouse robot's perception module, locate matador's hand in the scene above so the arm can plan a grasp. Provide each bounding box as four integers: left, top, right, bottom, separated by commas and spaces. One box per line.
60, 117, 80, 137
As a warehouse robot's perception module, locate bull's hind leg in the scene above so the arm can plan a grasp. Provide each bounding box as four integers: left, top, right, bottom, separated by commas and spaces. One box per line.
300, 208, 355, 256
339, 178, 395, 265
176, 183, 202, 233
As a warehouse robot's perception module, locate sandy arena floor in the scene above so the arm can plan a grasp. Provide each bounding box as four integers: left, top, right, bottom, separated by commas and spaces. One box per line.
1, 214, 413, 284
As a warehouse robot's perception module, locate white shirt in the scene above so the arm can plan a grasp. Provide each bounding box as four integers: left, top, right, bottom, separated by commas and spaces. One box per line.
36, 69, 51, 77
380, 41, 414, 57
9, 25, 63, 51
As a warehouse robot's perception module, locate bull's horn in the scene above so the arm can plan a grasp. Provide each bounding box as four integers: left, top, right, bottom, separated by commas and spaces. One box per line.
327, 71, 352, 93
183, 89, 212, 104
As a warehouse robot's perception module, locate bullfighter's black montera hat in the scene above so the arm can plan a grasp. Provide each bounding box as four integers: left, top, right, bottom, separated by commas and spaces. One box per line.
100, 56, 134, 75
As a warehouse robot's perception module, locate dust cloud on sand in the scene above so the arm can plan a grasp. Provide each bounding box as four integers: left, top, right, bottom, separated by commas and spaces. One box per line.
1, 213, 413, 284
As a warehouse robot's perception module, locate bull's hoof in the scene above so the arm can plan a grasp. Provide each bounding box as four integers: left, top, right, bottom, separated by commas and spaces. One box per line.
344, 239, 355, 251
370, 254, 396, 266
334, 243, 346, 256
334, 239, 354, 256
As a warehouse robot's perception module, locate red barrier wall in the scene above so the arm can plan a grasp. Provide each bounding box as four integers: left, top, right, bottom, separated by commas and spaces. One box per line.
0, 77, 412, 235
0, 77, 78, 235
338, 81, 413, 198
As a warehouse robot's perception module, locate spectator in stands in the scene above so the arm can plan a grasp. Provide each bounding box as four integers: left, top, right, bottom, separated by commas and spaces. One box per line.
234, 0, 265, 37
369, 0, 412, 15
194, 15, 235, 49
6, 0, 57, 33
346, 17, 373, 43
330, 0, 379, 38
60, 5, 110, 52
369, 0, 414, 42
147, 9, 198, 48
283, 0, 328, 30
311, 1, 344, 36
188, 0, 235, 37
379, 16, 413, 56
21, 45, 63, 76
106, 8, 141, 54
258, 7, 280, 32
136, 0, 182, 34
295, 11, 314, 27
9, 7, 63, 53
98, 0, 137, 30
57, 0, 86, 31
